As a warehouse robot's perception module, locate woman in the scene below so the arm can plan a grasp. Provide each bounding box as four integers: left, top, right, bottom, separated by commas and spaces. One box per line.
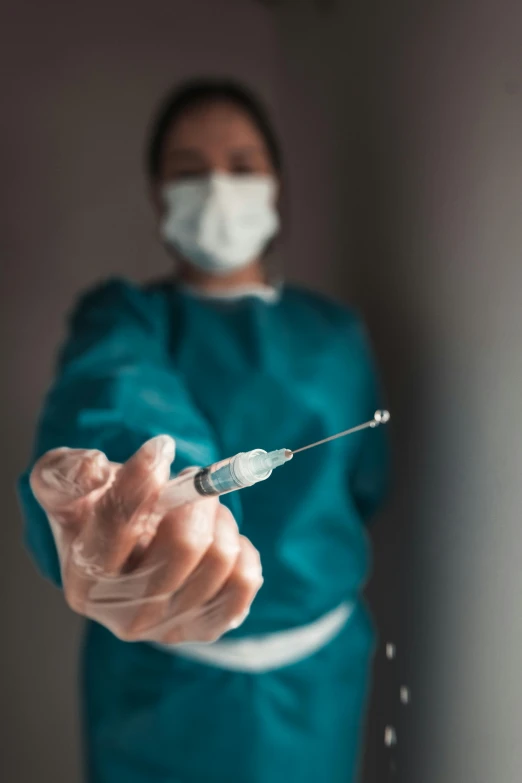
19, 80, 389, 783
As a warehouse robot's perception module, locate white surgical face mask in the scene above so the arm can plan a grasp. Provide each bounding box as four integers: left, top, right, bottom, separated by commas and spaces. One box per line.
159, 173, 280, 275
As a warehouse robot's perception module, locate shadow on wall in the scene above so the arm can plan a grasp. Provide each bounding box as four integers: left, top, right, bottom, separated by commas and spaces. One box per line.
323, 5, 433, 781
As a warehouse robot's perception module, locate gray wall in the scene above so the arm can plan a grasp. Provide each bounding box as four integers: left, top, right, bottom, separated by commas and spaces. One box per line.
4, 0, 522, 782
276, 1, 522, 782
0, 2, 337, 781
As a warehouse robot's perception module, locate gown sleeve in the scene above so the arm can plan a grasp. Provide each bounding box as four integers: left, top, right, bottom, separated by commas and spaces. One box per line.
349, 318, 391, 524
17, 278, 226, 587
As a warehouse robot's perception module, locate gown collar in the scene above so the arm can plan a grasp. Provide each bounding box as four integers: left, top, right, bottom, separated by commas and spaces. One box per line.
178, 281, 282, 304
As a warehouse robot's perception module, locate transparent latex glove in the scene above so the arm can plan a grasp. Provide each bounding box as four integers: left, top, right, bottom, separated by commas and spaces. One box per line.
29, 436, 262, 644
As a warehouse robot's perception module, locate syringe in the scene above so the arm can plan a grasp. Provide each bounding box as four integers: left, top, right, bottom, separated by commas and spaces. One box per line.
159, 410, 390, 508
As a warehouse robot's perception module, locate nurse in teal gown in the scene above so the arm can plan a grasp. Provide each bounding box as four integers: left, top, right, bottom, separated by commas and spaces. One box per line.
18, 80, 389, 783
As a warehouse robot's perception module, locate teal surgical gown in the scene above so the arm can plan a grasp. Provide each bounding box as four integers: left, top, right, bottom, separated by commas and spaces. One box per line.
18, 279, 389, 783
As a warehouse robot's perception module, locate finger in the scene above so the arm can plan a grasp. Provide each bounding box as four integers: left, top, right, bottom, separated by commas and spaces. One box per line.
102, 435, 176, 521
161, 536, 263, 644
30, 448, 112, 526
76, 435, 175, 575
167, 504, 240, 617
118, 497, 218, 636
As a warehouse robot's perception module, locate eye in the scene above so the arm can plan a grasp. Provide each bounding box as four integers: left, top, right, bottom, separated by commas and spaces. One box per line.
173, 169, 207, 180
231, 163, 256, 175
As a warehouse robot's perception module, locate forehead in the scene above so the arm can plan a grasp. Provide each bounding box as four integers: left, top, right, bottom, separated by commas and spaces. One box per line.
163, 100, 269, 153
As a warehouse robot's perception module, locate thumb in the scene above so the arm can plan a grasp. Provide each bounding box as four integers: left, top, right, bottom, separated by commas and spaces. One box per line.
30, 448, 112, 525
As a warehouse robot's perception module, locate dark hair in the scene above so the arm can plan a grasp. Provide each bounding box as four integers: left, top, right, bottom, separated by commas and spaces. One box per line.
146, 79, 283, 181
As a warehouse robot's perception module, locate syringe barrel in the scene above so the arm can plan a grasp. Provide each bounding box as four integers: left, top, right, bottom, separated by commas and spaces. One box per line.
194, 449, 271, 496
157, 449, 273, 509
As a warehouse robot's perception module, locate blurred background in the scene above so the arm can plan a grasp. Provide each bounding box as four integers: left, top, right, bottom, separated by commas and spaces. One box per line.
2, 0, 522, 781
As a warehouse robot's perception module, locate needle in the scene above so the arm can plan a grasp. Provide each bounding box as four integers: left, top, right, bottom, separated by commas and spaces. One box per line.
290, 410, 390, 455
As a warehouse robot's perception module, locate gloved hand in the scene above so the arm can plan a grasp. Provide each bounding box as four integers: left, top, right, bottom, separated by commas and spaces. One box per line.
29, 436, 263, 644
